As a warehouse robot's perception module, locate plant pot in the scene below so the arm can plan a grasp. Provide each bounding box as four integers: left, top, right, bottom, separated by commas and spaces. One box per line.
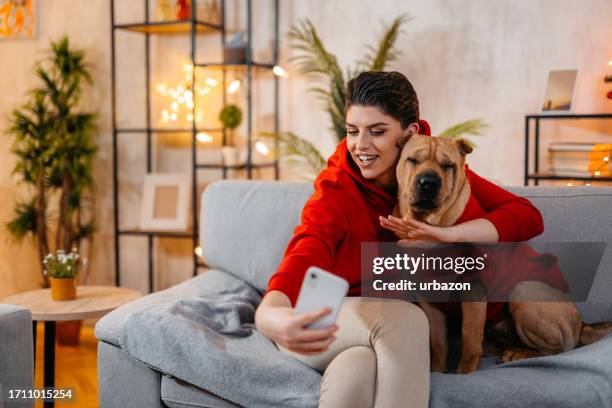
49, 277, 77, 301
56, 320, 82, 346
221, 146, 240, 166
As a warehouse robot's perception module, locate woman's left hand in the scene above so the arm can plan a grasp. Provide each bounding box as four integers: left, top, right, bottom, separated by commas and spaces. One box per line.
379, 215, 459, 244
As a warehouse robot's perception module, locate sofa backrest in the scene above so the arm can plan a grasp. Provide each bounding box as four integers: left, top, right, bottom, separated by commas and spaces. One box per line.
200, 181, 612, 301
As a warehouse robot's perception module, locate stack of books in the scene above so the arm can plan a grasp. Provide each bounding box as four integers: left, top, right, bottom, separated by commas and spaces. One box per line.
548, 143, 612, 177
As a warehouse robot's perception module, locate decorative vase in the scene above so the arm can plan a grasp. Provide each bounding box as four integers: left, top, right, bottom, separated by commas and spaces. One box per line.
176, 0, 190, 20
49, 277, 77, 301
221, 146, 239, 166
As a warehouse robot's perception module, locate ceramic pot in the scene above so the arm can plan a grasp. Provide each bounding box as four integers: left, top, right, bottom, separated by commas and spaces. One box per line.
49, 277, 77, 301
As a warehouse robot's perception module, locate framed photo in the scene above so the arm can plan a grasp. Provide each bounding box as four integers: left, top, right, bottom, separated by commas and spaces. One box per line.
0, 0, 38, 40
541, 69, 578, 113
139, 174, 191, 232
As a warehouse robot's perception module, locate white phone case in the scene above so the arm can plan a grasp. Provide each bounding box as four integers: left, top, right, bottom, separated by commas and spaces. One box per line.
294, 267, 349, 329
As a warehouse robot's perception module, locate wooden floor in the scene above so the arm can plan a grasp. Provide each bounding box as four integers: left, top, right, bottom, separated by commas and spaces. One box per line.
34, 323, 98, 408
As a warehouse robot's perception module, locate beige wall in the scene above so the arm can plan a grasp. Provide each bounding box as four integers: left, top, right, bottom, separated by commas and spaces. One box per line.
1, 0, 611, 299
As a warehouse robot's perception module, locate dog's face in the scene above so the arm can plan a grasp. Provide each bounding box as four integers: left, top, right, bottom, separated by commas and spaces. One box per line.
396, 135, 472, 215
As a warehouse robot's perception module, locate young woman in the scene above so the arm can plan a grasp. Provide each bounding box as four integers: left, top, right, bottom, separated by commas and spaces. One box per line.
255, 71, 544, 408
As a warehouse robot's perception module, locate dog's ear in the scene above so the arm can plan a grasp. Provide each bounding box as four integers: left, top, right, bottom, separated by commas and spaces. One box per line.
397, 134, 413, 149
457, 139, 473, 156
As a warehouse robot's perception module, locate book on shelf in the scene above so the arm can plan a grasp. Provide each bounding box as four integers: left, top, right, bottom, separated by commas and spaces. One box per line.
547, 142, 611, 177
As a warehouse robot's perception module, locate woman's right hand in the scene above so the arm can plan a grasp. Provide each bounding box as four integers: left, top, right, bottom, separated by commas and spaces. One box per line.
255, 292, 338, 355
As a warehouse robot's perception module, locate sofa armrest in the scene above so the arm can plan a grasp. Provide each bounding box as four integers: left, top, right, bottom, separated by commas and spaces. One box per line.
0, 304, 34, 407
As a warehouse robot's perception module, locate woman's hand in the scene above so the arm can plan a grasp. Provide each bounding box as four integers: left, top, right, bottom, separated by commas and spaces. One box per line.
379, 215, 500, 244
379, 215, 459, 244
255, 291, 338, 355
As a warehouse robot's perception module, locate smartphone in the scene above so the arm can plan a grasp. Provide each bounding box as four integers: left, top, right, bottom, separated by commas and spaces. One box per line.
294, 267, 349, 329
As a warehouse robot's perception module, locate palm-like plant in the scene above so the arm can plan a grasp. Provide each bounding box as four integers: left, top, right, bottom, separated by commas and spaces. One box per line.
272, 16, 487, 179
6, 36, 97, 287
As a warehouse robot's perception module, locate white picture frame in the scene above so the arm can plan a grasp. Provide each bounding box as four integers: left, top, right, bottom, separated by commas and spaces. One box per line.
541, 69, 578, 114
139, 173, 191, 232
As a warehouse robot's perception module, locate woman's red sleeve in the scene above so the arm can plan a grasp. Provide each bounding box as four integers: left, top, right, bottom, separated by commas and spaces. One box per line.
266, 184, 349, 306
466, 167, 544, 242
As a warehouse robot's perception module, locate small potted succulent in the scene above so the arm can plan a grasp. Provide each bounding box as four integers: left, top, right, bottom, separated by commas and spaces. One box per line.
44, 249, 81, 301
219, 104, 243, 165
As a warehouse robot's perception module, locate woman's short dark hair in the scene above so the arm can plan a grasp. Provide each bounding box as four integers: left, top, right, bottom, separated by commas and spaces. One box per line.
345, 71, 419, 129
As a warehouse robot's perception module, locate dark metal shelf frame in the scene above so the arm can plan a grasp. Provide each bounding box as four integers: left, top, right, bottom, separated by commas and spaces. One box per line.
110, 0, 280, 293
523, 113, 612, 186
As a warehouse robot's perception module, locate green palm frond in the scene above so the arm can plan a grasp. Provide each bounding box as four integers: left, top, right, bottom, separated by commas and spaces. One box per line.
289, 19, 343, 79
439, 119, 488, 148
6, 200, 38, 242
261, 131, 326, 178
361, 14, 411, 71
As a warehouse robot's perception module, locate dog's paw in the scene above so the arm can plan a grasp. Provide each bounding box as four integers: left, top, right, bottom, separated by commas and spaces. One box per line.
456, 356, 480, 374
431, 359, 447, 373
500, 348, 541, 363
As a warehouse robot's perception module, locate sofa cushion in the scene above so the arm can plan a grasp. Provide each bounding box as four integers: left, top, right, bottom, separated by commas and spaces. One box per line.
95, 269, 246, 347
200, 180, 313, 292
0, 304, 34, 403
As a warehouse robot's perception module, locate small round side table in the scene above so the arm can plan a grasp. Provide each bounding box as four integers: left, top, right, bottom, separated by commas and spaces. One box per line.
2, 285, 141, 407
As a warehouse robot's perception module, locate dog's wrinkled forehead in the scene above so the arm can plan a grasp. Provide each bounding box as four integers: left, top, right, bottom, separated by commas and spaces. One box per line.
400, 135, 465, 165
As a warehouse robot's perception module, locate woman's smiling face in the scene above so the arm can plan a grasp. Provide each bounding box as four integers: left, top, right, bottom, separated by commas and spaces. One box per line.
346, 105, 418, 191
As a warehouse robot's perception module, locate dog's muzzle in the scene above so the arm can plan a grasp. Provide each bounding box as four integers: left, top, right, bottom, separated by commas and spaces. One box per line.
413, 171, 441, 211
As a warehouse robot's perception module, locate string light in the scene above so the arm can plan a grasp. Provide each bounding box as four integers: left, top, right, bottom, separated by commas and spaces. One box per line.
194, 246, 203, 257
272, 65, 288, 78
205, 78, 218, 87
196, 132, 213, 143
227, 79, 241, 94
254, 140, 270, 155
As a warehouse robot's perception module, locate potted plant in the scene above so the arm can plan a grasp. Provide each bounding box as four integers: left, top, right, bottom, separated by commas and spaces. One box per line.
5, 36, 97, 287
265, 16, 487, 178
5, 36, 97, 345
44, 249, 81, 301
219, 104, 243, 165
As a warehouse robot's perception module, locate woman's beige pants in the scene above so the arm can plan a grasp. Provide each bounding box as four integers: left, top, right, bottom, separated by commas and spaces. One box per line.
279, 298, 430, 408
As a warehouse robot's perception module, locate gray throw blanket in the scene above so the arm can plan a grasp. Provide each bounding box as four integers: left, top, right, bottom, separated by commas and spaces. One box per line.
118, 280, 612, 408
117, 282, 320, 408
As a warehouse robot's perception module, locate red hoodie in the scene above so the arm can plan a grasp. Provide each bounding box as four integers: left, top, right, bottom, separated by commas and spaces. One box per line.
266, 121, 545, 314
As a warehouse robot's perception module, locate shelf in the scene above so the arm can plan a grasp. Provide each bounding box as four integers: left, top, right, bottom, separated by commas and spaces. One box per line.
116, 127, 223, 134
118, 228, 196, 238
526, 113, 612, 120
194, 62, 275, 70
114, 20, 222, 35
527, 173, 612, 182
195, 162, 277, 170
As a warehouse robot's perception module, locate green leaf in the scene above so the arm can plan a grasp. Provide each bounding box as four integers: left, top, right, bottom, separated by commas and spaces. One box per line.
361, 14, 411, 71
260, 131, 326, 178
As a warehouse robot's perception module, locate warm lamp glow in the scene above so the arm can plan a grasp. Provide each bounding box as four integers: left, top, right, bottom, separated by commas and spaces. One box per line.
273, 65, 288, 78
196, 132, 213, 143
205, 78, 217, 87
227, 79, 241, 94
194, 246, 203, 257
254, 140, 270, 155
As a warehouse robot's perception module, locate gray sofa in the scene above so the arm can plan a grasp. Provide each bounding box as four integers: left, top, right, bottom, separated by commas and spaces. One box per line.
95, 181, 612, 408
0, 304, 34, 408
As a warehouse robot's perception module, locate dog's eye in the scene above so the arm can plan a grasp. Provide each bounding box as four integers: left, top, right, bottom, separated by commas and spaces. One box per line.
407, 158, 418, 165
443, 164, 455, 171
